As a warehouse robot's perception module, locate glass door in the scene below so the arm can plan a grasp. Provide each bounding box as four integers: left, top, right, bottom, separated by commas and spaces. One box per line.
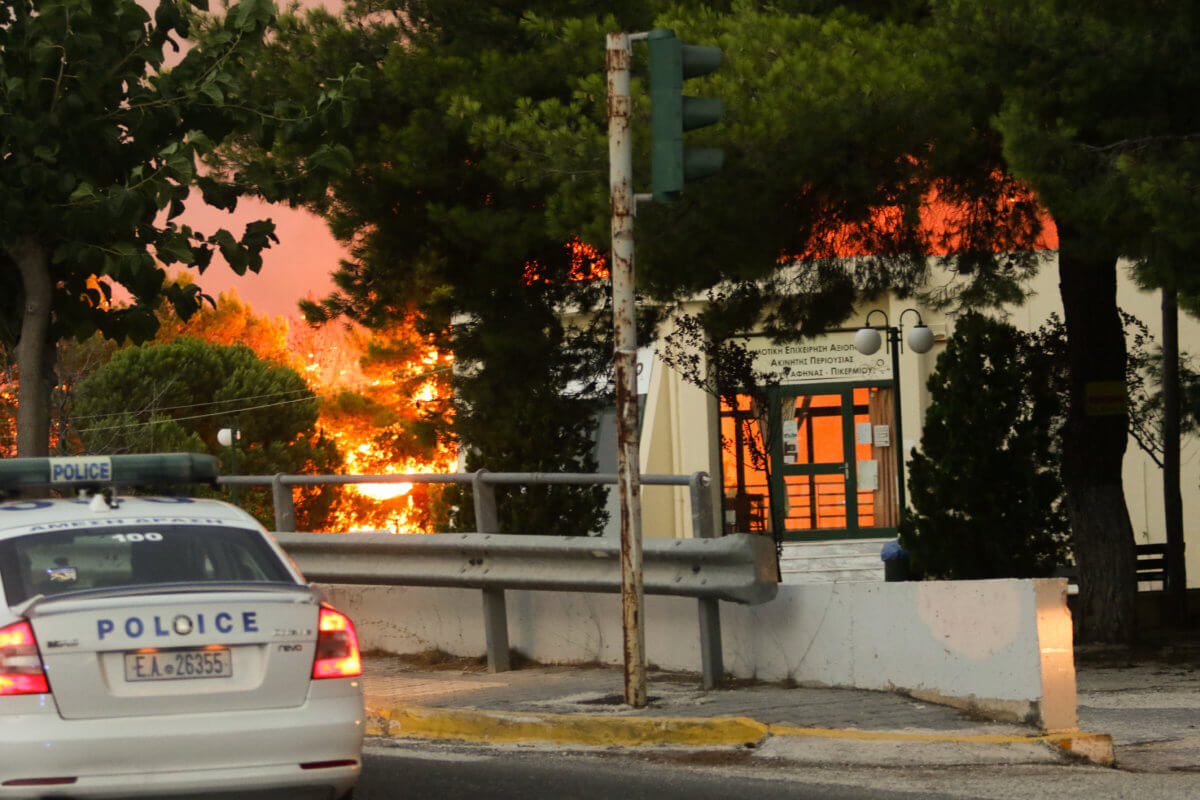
768, 386, 897, 538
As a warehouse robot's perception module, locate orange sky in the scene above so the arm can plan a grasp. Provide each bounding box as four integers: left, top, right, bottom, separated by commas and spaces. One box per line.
153, 0, 345, 319
182, 198, 344, 319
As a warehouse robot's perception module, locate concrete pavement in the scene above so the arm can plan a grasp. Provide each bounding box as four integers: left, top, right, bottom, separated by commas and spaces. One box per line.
359, 649, 1192, 770
1074, 651, 1200, 773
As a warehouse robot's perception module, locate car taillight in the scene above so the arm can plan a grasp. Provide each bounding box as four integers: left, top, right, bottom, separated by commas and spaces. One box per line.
312, 605, 362, 679
0, 621, 49, 696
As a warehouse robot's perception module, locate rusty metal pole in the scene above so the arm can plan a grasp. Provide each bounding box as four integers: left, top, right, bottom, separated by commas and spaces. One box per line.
607, 31, 646, 708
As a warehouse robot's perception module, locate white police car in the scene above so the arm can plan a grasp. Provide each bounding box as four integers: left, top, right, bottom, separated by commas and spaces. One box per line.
0, 454, 363, 799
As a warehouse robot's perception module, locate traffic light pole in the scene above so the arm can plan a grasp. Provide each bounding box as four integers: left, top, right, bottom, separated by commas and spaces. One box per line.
607, 31, 648, 709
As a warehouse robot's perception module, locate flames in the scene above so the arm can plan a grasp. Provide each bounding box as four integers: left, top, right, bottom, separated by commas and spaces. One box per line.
156, 288, 455, 534
293, 322, 455, 533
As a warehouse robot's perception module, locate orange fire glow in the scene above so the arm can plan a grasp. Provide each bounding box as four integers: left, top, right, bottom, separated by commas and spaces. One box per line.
294, 322, 456, 534
157, 288, 455, 534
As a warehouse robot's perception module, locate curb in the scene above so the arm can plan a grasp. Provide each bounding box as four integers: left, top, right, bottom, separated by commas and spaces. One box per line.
366, 705, 1115, 765
369, 706, 768, 747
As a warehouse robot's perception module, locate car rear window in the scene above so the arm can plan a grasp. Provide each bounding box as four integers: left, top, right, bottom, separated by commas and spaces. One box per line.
0, 525, 295, 606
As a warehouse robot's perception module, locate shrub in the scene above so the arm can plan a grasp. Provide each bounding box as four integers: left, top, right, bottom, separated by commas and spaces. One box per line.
900, 313, 1070, 578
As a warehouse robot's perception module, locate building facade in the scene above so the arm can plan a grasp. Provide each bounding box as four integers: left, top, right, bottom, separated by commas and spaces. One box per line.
608, 256, 1200, 588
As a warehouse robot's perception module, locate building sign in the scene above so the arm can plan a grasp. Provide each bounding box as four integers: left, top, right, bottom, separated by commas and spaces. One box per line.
733, 332, 892, 385
1084, 380, 1127, 416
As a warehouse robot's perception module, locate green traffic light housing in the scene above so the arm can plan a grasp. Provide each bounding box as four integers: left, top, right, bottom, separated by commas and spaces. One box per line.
648, 29, 724, 202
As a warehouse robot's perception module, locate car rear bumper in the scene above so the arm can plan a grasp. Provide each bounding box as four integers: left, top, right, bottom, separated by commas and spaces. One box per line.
0, 680, 363, 799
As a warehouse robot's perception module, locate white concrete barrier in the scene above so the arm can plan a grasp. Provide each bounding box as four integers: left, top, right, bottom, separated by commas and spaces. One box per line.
321, 577, 1077, 732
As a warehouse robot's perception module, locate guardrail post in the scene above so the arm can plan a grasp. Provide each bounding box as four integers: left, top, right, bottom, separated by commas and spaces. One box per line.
698, 597, 723, 690
481, 588, 511, 672
472, 469, 499, 533
689, 472, 715, 540
472, 469, 510, 672
273, 474, 296, 533
689, 471, 722, 687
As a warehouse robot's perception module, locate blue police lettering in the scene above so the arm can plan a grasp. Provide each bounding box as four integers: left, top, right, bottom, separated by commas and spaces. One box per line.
49, 461, 111, 482
96, 612, 257, 640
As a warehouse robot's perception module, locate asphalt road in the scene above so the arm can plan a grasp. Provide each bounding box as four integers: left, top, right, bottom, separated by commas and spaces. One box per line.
359, 739, 1200, 800
358, 742, 967, 800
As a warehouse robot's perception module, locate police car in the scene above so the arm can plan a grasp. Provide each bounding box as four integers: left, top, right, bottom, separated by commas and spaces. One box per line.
0, 454, 363, 799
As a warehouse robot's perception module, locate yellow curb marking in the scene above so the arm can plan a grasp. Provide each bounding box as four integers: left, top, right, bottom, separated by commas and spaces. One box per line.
371, 706, 767, 747
367, 705, 1114, 764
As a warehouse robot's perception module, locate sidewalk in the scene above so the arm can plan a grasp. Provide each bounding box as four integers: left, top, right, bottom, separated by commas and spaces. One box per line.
1072, 643, 1200, 772
358, 647, 1196, 770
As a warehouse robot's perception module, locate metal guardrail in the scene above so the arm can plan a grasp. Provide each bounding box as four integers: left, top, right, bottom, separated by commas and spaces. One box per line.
217, 471, 776, 688
274, 531, 777, 604
219, 470, 716, 540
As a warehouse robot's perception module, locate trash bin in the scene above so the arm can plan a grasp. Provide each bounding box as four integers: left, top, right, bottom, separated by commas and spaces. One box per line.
881, 539, 910, 582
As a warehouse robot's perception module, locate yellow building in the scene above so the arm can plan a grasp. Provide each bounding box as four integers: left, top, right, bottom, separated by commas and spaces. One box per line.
615, 256, 1199, 588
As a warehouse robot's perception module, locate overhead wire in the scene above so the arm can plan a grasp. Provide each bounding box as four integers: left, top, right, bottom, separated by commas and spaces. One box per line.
70, 363, 454, 435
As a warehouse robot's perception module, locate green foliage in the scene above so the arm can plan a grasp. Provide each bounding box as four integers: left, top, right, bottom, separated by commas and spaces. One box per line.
68, 337, 344, 530
931, 0, 1200, 255
215, 0, 649, 533
900, 313, 1070, 579
469, 3, 1046, 340
0, 0, 286, 345
439, 295, 610, 535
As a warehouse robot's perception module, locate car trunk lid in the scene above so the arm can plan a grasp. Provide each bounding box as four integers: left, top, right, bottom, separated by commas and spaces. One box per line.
27, 586, 320, 720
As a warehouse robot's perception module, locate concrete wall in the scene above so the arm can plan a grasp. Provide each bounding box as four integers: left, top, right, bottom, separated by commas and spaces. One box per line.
323, 576, 1077, 732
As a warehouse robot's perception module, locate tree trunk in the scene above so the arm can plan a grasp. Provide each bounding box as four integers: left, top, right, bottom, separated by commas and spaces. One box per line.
1057, 239, 1137, 643
7, 237, 54, 457
1161, 286, 1187, 625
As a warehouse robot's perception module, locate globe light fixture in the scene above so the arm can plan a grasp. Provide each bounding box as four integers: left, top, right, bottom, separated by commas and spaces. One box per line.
853, 326, 883, 356
907, 322, 935, 354
217, 426, 241, 504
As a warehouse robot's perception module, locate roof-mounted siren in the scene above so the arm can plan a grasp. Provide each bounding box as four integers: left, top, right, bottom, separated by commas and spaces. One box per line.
0, 453, 219, 491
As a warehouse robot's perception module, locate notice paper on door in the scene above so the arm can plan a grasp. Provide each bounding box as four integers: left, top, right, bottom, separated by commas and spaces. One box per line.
873, 425, 891, 448
857, 459, 879, 491
856, 421, 872, 445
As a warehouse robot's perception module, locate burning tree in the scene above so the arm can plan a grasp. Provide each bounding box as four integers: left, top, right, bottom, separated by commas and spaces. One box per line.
68, 336, 343, 531
299, 319, 456, 533
161, 284, 456, 532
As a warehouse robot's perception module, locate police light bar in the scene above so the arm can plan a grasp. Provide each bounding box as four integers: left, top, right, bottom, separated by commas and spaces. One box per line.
0, 454, 219, 489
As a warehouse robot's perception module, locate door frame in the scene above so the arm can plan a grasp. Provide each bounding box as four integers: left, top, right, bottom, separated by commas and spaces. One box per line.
766, 380, 896, 541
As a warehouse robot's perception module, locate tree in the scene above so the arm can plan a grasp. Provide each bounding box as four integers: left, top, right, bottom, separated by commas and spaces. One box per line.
0, 0, 290, 457
900, 313, 1070, 579
156, 283, 294, 365
68, 337, 344, 530
926, 0, 1200, 640
211, 0, 642, 534
157, 279, 459, 532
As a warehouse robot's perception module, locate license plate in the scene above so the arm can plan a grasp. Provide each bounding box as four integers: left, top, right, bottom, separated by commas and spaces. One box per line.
124, 648, 233, 682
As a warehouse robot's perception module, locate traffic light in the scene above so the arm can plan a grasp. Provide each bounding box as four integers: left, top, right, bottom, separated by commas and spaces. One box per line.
648, 28, 723, 202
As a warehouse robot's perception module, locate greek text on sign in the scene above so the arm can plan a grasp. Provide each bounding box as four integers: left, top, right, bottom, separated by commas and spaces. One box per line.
49, 456, 112, 483
735, 332, 892, 384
